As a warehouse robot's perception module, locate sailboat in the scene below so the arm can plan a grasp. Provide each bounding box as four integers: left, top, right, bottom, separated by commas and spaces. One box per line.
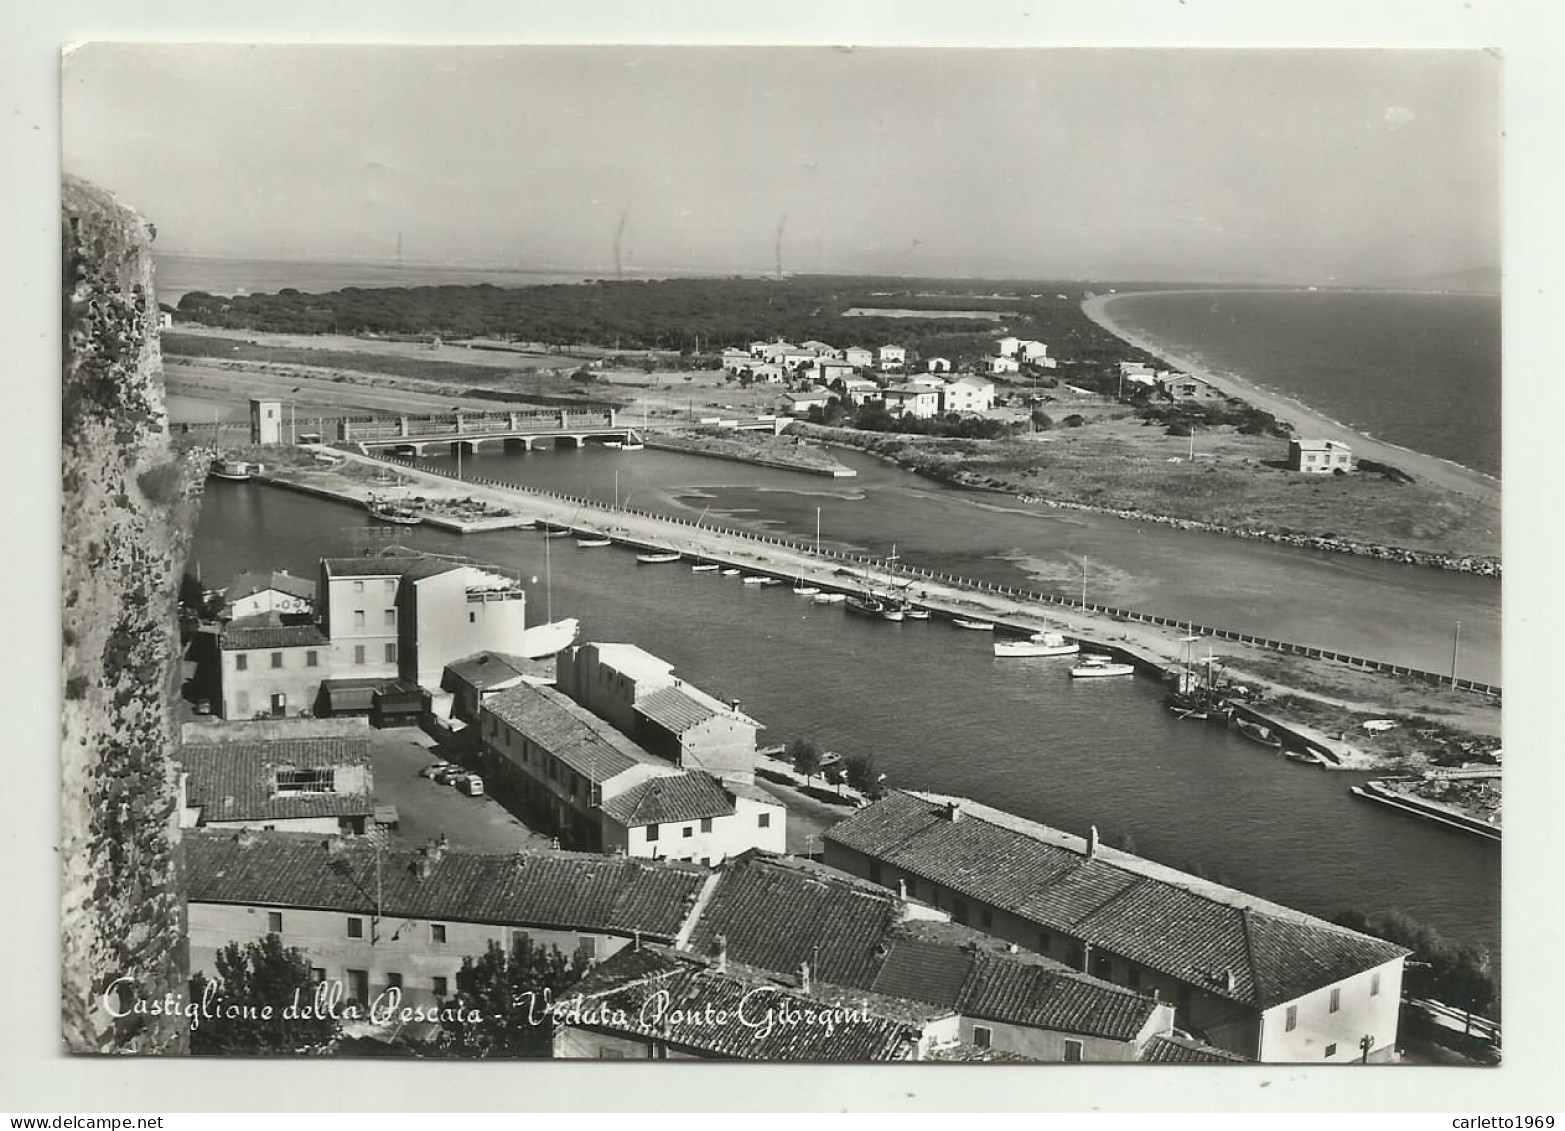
845, 545, 904, 621
995, 620, 1079, 657
518, 530, 580, 658
366, 492, 422, 525
793, 507, 822, 595
1166, 630, 1211, 719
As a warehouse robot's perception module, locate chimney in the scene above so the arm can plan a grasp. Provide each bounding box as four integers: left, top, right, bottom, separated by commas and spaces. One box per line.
1223, 969, 1236, 993
897, 878, 907, 900
1087, 825, 1100, 860
798, 961, 811, 994
236, 827, 259, 849
632, 929, 642, 953
945, 801, 962, 823
715, 934, 729, 973
728, 698, 742, 714
323, 835, 345, 855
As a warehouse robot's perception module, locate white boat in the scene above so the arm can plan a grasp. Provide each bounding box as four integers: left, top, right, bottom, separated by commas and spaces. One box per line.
813, 592, 846, 604
691, 563, 720, 572
953, 618, 995, 632
575, 536, 612, 548
721, 568, 742, 577
995, 631, 1079, 658
518, 617, 580, 660
742, 576, 766, 586
210, 458, 260, 481
793, 583, 821, 596
601, 440, 623, 449
757, 577, 784, 587
621, 442, 645, 452
904, 608, 930, 620
1069, 655, 1135, 679
636, 551, 681, 564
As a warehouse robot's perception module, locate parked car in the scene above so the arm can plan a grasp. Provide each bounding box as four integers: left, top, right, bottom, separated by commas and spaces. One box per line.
419, 761, 451, 780
456, 775, 485, 797
432, 766, 465, 786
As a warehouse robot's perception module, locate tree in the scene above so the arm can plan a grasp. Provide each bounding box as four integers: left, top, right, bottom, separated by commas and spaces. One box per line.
189, 934, 339, 1055
788, 737, 823, 785
1332, 909, 1498, 1018
845, 752, 885, 798
435, 936, 590, 1057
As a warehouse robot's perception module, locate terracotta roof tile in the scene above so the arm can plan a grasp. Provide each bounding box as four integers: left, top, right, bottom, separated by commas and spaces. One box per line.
179, 739, 372, 822
219, 621, 329, 650
483, 684, 663, 784
1140, 1033, 1250, 1064
600, 772, 735, 828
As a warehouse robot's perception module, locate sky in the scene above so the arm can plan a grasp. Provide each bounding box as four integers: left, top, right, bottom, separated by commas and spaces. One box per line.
62, 45, 1501, 288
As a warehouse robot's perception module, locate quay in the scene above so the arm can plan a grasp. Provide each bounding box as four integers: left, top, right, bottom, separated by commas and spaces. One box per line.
1349, 778, 1501, 842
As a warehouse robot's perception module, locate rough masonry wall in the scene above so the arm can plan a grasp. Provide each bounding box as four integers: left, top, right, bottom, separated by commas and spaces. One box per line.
61, 176, 202, 1053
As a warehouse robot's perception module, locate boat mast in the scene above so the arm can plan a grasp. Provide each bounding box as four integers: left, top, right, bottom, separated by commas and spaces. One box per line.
544, 526, 553, 623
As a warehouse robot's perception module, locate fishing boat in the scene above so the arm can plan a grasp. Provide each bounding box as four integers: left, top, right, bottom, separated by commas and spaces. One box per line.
903, 607, 930, 620
1069, 655, 1135, 679
365, 494, 423, 525
636, 551, 681, 564
846, 593, 901, 621
953, 618, 995, 632
518, 617, 580, 659
542, 525, 572, 538
994, 630, 1079, 658
721, 567, 742, 577
1235, 717, 1284, 749
209, 458, 260, 481
691, 563, 720, 573
575, 536, 612, 548
813, 592, 846, 605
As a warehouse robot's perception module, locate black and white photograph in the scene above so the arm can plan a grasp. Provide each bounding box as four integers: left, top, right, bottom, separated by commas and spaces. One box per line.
41, 15, 1546, 1101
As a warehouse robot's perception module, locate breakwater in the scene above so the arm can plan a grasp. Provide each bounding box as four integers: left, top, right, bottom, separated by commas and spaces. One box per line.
351, 451, 1501, 699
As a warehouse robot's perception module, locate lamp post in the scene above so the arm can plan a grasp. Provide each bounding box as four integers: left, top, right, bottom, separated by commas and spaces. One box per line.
1451, 621, 1462, 687
1359, 1033, 1374, 1064
452, 406, 463, 481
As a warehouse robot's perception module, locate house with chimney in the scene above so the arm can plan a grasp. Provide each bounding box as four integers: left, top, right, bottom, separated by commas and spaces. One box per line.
176, 730, 375, 836
555, 643, 761, 783
821, 790, 1408, 1063
183, 828, 713, 1013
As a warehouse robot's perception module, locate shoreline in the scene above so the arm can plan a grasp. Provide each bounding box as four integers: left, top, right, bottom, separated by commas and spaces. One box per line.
1081, 291, 1500, 507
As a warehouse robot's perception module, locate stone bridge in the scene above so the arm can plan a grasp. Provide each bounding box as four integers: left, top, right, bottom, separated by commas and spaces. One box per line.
340, 409, 643, 455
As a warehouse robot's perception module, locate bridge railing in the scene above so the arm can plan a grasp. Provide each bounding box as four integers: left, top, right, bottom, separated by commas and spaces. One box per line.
365, 451, 1501, 700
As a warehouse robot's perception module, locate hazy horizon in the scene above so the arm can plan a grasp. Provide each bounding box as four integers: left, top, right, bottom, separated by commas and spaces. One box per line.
66, 45, 1501, 290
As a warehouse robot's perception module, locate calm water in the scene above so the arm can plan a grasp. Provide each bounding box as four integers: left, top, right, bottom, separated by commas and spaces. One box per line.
192, 449, 1501, 959
1106, 290, 1502, 477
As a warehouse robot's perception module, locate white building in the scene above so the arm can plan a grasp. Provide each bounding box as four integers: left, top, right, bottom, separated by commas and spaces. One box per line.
812, 359, 857, 385
877, 345, 907, 371
837, 376, 881, 406
599, 772, 786, 863
843, 346, 875, 368
1017, 340, 1050, 362
941, 376, 995, 415
997, 336, 1022, 359
799, 340, 841, 358
223, 570, 316, 621
1288, 439, 1354, 474
882, 384, 942, 419
987, 356, 1020, 375
782, 389, 832, 415
721, 349, 755, 375
749, 363, 787, 384
926, 357, 952, 373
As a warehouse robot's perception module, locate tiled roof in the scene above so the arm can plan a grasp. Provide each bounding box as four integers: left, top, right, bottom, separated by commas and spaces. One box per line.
184, 829, 709, 940
557, 946, 929, 1062
634, 686, 718, 735
600, 772, 735, 828
219, 620, 328, 651
687, 852, 903, 989
823, 791, 1407, 1009
226, 571, 316, 602
1140, 1033, 1250, 1064
179, 739, 372, 822
321, 556, 427, 578
443, 651, 528, 692
483, 684, 663, 784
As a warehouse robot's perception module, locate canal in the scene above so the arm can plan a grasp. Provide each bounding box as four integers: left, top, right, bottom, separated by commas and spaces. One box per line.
192, 446, 1501, 961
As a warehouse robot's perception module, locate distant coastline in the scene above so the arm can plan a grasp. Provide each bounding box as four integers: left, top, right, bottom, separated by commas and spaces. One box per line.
1081, 289, 1500, 507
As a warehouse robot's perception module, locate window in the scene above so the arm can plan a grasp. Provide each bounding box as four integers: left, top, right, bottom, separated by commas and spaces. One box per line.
384, 609, 396, 628
757, 813, 771, 829
645, 824, 660, 842
1324, 1043, 1337, 1059
384, 580, 395, 595
386, 972, 403, 989
385, 642, 398, 664
432, 976, 449, 996
972, 1026, 992, 1049
1285, 1005, 1298, 1032
1371, 973, 1381, 997
235, 653, 248, 672
277, 769, 335, 793
700, 817, 713, 833
354, 645, 366, 665
682, 826, 694, 839
346, 969, 369, 1003
1063, 1039, 1084, 1063
267, 911, 283, 934
469, 612, 476, 624
347, 917, 364, 939
576, 937, 597, 961
431, 924, 447, 944
951, 899, 969, 926
270, 651, 283, 669
354, 610, 366, 627
306, 650, 319, 668
353, 581, 365, 594
1329, 987, 1341, 1014
1038, 930, 1051, 954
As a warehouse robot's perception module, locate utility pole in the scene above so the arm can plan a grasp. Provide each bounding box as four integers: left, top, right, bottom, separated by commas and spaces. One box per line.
1451, 621, 1462, 687
1081, 557, 1088, 607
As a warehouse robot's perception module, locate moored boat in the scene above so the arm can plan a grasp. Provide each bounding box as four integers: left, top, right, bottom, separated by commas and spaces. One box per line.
575, 536, 612, 548
636, 551, 681, 564
903, 607, 930, 620
812, 592, 846, 604
691, 563, 720, 572
953, 618, 995, 632
365, 493, 423, 525
721, 567, 742, 577
1235, 717, 1284, 748
742, 576, 766, 586
846, 593, 901, 621
994, 630, 1078, 658
1069, 655, 1135, 679
621, 441, 645, 451
209, 458, 260, 481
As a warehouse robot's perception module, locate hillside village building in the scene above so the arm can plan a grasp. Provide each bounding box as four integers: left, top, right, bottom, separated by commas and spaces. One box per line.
217, 617, 332, 720
822, 791, 1408, 1063
843, 346, 874, 368
1289, 439, 1354, 474
836, 376, 881, 405
987, 356, 1020, 375
941, 376, 996, 415
222, 570, 315, 621
876, 345, 907, 371
882, 385, 941, 419
177, 732, 374, 835
556, 643, 761, 782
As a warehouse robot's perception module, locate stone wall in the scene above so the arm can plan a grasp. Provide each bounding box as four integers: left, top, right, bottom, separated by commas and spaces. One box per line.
61, 176, 202, 1053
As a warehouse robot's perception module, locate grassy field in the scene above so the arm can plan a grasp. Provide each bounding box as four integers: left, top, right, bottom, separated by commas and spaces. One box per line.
800, 416, 1500, 559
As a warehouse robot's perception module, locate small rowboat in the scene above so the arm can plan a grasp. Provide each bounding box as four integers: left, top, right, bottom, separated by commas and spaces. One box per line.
691, 563, 720, 572
1070, 656, 1135, 678
952, 618, 995, 631
756, 577, 784, 587
742, 576, 766, 586
576, 537, 612, 548
1235, 717, 1284, 749
636, 552, 681, 565
721, 568, 742, 577
813, 592, 846, 604
904, 608, 930, 620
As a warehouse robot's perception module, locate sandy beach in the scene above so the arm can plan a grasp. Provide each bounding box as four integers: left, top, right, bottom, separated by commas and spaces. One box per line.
1081, 291, 1500, 508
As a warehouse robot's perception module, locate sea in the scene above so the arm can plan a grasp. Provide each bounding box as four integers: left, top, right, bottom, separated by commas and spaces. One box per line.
1103, 290, 1502, 478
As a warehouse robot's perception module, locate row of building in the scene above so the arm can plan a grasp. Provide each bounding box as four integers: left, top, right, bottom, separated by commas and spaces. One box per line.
781, 372, 999, 420
184, 786, 1407, 1063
